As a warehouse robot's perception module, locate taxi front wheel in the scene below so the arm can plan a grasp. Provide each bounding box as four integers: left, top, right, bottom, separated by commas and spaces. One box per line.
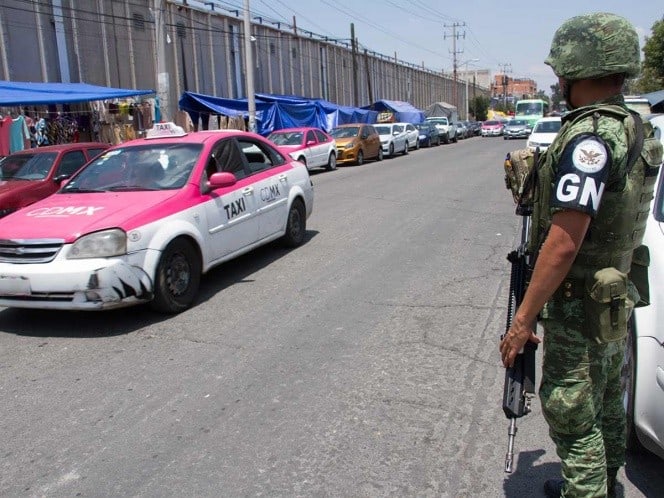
151, 238, 202, 314
282, 199, 306, 248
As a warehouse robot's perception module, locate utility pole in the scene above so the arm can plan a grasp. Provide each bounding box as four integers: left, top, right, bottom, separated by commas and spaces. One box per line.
350, 23, 359, 107
498, 62, 512, 109
154, 0, 170, 121
444, 22, 465, 110
364, 48, 373, 104
243, 0, 256, 132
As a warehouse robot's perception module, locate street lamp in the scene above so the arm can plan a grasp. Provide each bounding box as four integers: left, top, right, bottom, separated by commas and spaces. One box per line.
462, 58, 479, 120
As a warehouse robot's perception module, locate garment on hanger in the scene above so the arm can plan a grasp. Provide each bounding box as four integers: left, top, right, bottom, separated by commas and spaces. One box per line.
0, 115, 13, 155
10, 115, 30, 153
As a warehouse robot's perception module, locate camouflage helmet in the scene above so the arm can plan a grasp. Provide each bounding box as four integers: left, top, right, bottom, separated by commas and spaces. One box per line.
545, 12, 640, 80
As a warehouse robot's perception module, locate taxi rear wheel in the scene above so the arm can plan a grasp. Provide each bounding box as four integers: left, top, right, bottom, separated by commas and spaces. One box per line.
282, 199, 306, 247
151, 238, 201, 314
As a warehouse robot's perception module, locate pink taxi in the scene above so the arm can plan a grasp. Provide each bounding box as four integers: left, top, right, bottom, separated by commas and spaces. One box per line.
0, 123, 314, 313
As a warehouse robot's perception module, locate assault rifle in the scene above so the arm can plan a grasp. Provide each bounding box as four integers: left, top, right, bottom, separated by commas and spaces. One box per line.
502, 202, 538, 473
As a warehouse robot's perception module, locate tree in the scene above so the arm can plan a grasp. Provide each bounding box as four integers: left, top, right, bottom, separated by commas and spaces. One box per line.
470, 95, 490, 121
633, 17, 664, 93
549, 82, 565, 111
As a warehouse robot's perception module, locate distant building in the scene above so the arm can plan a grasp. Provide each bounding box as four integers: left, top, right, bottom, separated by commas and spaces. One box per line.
491, 75, 537, 101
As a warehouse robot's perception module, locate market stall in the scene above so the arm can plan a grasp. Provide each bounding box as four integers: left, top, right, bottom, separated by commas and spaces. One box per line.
0, 81, 155, 155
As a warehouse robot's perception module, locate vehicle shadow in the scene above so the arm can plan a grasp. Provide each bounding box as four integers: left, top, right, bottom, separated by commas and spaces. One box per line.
0, 230, 319, 338
195, 229, 319, 305
502, 448, 664, 497
625, 450, 664, 497
502, 449, 561, 497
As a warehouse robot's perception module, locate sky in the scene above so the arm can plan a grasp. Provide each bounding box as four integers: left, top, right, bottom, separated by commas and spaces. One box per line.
239, 0, 663, 95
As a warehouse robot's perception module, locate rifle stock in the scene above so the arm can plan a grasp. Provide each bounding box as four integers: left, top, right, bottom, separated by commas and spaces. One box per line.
502, 208, 537, 473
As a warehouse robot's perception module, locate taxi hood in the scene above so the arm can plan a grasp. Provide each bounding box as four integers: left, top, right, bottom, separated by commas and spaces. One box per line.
0, 190, 181, 242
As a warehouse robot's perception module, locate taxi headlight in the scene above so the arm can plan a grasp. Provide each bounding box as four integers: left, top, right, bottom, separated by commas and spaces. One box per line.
68, 229, 127, 259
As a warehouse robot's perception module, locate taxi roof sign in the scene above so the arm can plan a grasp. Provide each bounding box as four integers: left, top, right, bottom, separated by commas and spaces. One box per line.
146, 122, 187, 139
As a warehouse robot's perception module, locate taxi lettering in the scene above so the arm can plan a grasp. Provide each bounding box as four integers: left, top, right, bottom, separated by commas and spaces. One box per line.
223, 197, 246, 219
260, 184, 281, 202
27, 206, 105, 217
555, 173, 605, 211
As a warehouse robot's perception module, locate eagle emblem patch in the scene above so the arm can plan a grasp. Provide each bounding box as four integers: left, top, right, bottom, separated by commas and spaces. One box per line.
572, 138, 607, 174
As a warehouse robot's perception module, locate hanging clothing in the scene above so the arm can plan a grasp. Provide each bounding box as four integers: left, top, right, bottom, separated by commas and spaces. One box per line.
35, 118, 49, 146
0, 115, 13, 155
9, 115, 30, 153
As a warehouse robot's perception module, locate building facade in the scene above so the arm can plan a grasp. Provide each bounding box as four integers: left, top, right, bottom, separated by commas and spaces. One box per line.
0, 0, 490, 121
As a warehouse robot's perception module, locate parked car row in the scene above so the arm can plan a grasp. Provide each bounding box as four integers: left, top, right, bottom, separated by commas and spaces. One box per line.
265, 119, 485, 171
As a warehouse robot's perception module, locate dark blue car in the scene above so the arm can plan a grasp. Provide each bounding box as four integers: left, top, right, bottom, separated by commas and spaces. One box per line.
414, 122, 440, 147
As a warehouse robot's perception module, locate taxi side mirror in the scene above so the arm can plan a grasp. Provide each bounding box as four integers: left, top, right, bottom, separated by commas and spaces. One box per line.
206, 172, 237, 191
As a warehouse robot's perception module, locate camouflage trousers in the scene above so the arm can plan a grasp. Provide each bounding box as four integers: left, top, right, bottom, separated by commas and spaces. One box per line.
539, 298, 626, 498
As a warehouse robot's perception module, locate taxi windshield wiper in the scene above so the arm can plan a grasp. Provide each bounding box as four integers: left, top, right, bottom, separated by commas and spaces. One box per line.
108, 185, 160, 191
62, 187, 108, 193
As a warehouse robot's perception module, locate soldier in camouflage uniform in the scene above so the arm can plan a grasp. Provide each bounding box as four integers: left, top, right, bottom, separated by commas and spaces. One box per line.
499, 12, 663, 498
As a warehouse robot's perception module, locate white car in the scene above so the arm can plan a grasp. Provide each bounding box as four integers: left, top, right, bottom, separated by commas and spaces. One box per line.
374, 123, 409, 157
623, 114, 664, 460
267, 127, 338, 171
526, 116, 562, 152
394, 122, 420, 151
0, 123, 314, 313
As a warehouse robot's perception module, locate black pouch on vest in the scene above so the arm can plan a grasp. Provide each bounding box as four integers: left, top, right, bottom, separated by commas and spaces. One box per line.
629, 244, 650, 308
583, 267, 628, 343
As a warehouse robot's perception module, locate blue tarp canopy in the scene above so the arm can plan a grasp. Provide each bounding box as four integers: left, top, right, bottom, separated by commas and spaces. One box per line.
363, 100, 425, 123
178, 91, 378, 136
0, 81, 154, 106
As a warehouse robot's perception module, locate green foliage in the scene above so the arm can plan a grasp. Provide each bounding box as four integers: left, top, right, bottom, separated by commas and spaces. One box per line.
633, 17, 664, 93
549, 82, 564, 110
493, 101, 514, 115
470, 95, 490, 121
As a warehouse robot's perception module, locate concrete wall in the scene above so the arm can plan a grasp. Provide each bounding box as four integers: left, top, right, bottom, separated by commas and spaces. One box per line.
0, 0, 490, 120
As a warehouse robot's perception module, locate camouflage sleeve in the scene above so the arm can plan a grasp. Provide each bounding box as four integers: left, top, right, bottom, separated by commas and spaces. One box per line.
550, 133, 611, 216
549, 114, 628, 217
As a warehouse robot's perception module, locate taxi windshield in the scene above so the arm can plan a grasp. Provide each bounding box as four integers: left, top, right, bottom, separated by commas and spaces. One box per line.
268, 131, 303, 146
0, 153, 57, 180
62, 144, 203, 193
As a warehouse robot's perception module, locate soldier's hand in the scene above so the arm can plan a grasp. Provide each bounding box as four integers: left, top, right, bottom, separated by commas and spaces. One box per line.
500, 317, 541, 368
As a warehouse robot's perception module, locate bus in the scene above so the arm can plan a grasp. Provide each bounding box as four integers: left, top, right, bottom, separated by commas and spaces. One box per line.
515, 99, 550, 129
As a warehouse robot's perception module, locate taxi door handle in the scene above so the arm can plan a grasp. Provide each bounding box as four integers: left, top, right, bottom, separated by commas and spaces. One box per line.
278, 174, 288, 182
242, 187, 254, 196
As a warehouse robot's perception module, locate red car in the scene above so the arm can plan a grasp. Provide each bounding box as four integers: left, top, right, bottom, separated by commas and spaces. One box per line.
267, 127, 338, 171
481, 120, 505, 137
0, 142, 109, 218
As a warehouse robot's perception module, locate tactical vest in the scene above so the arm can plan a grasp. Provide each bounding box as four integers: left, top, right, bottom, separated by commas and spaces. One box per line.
530, 104, 662, 278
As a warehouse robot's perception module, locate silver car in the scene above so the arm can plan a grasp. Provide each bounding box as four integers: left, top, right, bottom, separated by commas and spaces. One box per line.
503, 119, 531, 140
622, 114, 664, 461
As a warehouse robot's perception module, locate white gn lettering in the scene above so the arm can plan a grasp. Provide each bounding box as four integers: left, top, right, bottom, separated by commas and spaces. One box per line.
556, 173, 605, 210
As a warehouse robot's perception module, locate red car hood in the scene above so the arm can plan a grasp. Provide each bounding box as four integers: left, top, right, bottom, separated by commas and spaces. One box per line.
0, 190, 182, 242
0, 179, 49, 197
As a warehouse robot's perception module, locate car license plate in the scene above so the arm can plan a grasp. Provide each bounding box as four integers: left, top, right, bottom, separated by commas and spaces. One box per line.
0, 275, 31, 296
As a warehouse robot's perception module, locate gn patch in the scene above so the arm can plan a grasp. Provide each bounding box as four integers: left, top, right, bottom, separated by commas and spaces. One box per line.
551, 134, 611, 217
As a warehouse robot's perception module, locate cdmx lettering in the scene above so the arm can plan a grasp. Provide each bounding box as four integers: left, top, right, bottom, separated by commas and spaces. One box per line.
260, 184, 280, 202
27, 206, 105, 217
223, 197, 246, 219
